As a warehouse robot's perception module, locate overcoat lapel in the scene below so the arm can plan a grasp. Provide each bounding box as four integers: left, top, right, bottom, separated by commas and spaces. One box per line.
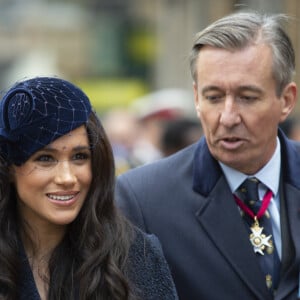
192, 139, 269, 298
274, 131, 300, 298
286, 183, 300, 266
195, 176, 272, 300
274, 183, 300, 299
279, 130, 300, 270
192, 131, 300, 300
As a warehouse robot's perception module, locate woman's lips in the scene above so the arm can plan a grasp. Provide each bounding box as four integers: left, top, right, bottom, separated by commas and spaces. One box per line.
46, 192, 79, 205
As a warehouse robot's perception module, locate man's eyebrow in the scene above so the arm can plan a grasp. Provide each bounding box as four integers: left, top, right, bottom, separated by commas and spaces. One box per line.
201, 85, 263, 94
237, 85, 263, 94
201, 86, 223, 94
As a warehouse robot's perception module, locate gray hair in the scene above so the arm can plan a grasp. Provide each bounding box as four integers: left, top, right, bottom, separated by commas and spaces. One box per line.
189, 11, 295, 96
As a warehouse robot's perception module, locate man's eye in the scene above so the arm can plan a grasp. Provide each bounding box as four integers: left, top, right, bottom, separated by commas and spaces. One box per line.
205, 95, 222, 102
239, 95, 258, 101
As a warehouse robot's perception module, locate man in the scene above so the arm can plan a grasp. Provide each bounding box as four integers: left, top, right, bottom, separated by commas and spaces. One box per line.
116, 11, 300, 299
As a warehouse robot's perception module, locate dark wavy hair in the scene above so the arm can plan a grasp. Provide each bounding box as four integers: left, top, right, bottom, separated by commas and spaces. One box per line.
0, 111, 136, 299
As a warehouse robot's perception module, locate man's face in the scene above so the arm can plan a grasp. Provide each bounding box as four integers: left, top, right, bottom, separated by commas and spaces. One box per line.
193, 44, 296, 174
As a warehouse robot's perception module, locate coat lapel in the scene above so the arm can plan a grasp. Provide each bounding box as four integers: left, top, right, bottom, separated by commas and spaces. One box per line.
273, 131, 300, 298
191, 133, 300, 299
286, 184, 300, 266
195, 176, 272, 299
274, 183, 300, 299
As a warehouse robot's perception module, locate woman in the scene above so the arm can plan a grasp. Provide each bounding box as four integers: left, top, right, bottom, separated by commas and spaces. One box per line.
0, 77, 178, 300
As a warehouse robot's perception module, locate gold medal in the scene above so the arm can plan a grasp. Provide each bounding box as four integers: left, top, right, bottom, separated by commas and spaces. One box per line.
249, 217, 273, 255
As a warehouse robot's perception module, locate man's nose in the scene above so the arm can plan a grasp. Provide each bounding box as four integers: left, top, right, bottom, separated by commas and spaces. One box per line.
219, 97, 241, 127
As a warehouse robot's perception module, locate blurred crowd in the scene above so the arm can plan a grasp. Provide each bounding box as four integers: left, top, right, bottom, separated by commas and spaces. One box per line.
102, 87, 300, 176
279, 117, 300, 141
102, 88, 203, 175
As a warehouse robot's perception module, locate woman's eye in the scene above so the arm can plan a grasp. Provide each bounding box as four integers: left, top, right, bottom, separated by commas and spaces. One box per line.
72, 152, 90, 162
35, 155, 55, 163
33, 154, 57, 169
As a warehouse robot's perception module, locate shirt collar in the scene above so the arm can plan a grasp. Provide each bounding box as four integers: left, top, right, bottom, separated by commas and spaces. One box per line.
219, 137, 281, 196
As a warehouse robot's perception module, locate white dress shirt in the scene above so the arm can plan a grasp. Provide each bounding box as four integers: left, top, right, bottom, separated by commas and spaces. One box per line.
219, 137, 282, 259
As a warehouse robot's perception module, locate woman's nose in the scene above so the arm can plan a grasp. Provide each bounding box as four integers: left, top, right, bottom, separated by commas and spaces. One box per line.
53, 161, 77, 185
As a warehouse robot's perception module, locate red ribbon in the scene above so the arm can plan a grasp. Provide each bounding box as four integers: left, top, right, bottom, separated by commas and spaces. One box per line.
234, 190, 273, 219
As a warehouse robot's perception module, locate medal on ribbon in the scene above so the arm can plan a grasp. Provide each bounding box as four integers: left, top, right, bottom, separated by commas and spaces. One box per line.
234, 190, 273, 255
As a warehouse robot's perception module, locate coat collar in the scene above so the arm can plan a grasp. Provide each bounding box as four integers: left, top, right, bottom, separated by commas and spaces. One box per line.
192, 129, 300, 299
193, 128, 300, 196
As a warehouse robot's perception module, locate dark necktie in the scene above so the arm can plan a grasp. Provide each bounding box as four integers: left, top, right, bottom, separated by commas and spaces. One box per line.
237, 177, 280, 292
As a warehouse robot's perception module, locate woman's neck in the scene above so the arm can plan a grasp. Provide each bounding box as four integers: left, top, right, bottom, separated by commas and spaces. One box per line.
21, 222, 67, 300
22, 220, 66, 258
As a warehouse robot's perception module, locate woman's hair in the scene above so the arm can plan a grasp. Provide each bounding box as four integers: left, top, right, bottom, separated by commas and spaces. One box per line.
189, 11, 295, 96
0, 111, 135, 299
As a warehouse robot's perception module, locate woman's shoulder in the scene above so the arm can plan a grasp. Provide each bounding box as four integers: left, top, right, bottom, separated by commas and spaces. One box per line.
127, 227, 178, 300
129, 227, 163, 256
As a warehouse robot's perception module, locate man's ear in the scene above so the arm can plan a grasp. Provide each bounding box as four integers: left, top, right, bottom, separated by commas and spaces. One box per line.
280, 82, 297, 122
193, 82, 200, 117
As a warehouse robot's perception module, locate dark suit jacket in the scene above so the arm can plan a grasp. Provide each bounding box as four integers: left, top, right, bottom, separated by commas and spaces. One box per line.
116, 130, 300, 300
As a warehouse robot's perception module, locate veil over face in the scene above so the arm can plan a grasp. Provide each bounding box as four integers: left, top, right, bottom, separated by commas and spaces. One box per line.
0, 77, 92, 165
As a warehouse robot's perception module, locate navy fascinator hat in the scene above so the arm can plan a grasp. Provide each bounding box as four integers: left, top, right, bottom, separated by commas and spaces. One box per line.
0, 77, 92, 165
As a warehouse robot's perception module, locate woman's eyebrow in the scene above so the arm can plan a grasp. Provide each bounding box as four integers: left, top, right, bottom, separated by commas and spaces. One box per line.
39, 145, 90, 152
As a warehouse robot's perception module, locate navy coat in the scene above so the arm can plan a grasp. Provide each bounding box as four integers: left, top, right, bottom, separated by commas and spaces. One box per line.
18, 229, 178, 300
116, 130, 300, 300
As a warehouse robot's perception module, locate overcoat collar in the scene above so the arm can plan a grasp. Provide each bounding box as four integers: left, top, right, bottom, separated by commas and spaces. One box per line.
192, 128, 300, 195
192, 128, 300, 299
